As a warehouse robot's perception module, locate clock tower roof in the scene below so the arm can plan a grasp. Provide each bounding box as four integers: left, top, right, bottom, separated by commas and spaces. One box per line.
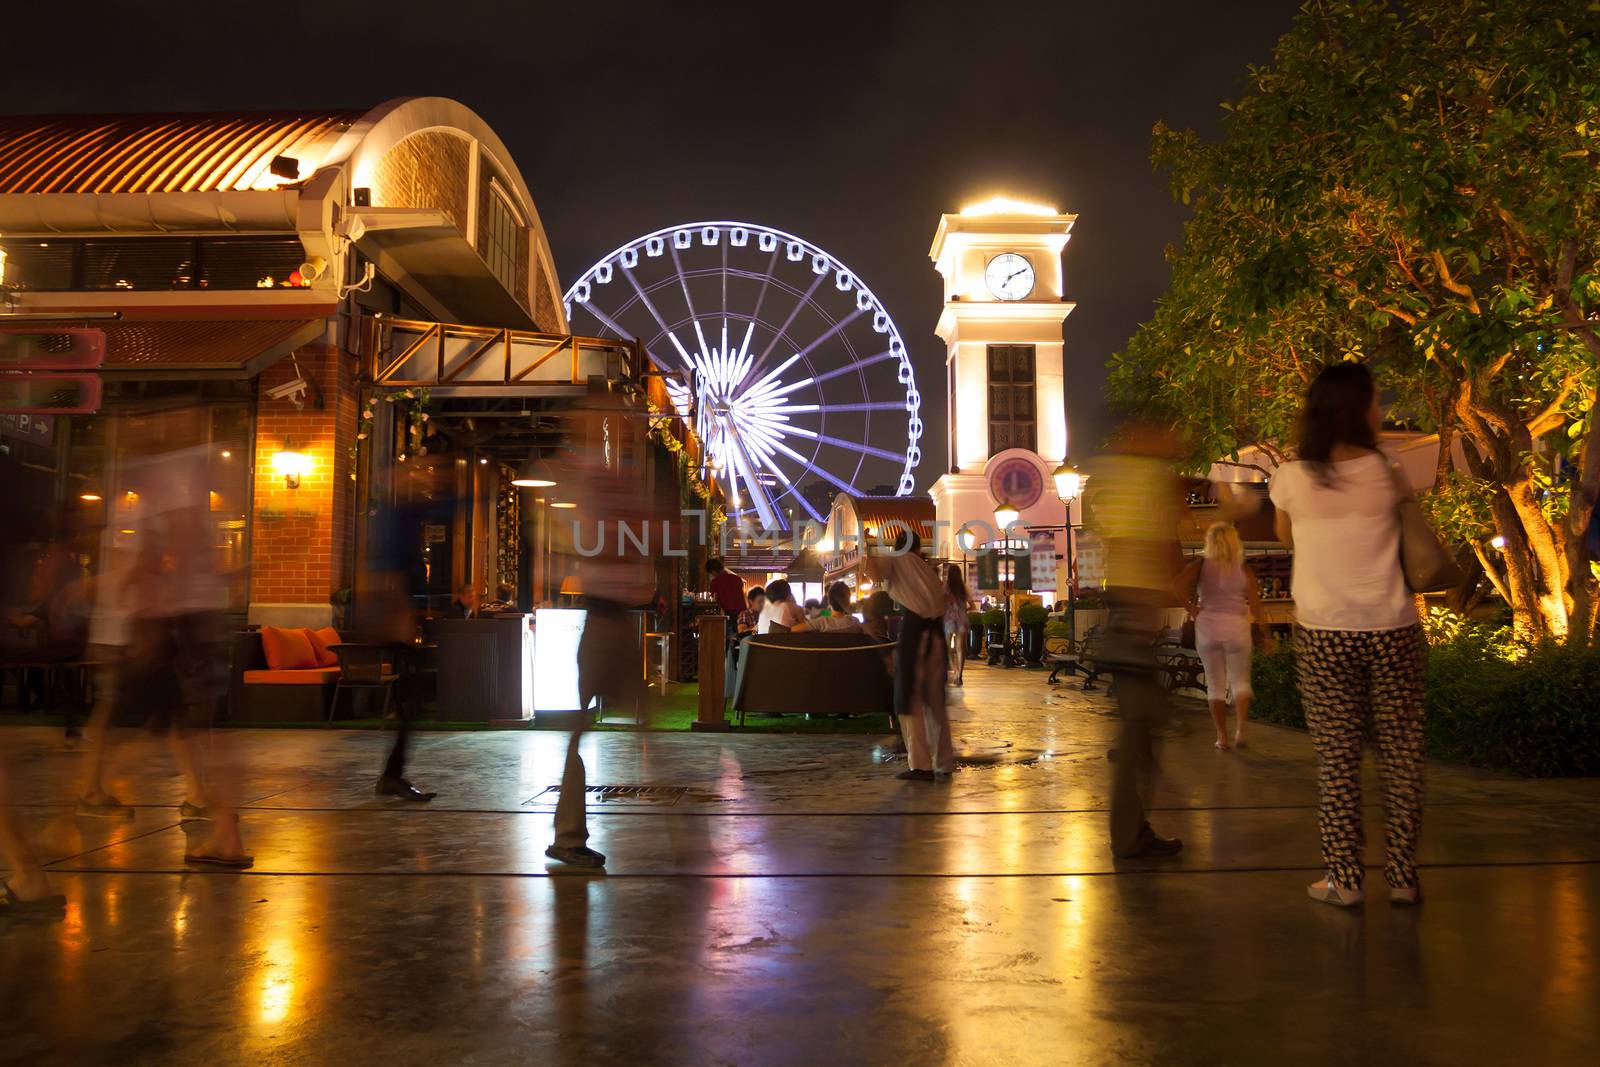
929, 201, 1077, 278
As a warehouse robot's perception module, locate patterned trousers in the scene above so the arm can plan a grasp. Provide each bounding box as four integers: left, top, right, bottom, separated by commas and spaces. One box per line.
1294, 624, 1426, 891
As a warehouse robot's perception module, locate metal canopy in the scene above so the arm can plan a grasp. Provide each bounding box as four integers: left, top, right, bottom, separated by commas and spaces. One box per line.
360, 313, 643, 396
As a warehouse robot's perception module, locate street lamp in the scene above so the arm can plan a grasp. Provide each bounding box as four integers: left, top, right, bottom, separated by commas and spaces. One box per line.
992, 502, 1022, 667
1052, 461, 1087, 650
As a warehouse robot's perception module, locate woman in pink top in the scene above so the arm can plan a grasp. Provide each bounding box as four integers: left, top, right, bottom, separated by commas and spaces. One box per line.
1177, 522, 1265, 751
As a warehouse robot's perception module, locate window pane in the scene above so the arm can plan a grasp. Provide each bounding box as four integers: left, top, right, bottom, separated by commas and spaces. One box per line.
987, 346, 1009, 382
0, 240, 74, 290
82, 239, 196, 290
198, 238, 306, 289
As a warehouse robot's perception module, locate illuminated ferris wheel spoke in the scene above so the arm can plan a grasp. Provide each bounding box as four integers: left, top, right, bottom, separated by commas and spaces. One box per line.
790, 306, 866, 364
784, 426, 908, 463
750, 269, 830, 379
621, 266, 675, 343
808, 349, 896, 385
565, 221, 920, 526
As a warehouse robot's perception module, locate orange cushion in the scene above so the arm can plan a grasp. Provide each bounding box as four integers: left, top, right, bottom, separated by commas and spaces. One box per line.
243, 667, 341, 685
307, 627, 342, 668
261, 625, 318, 671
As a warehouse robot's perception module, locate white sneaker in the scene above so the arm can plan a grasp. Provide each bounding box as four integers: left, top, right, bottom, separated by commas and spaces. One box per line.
1306, 878, 1365, 907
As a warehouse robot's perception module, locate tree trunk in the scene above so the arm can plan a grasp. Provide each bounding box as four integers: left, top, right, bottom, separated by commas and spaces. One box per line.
1490, 492, 1549, 640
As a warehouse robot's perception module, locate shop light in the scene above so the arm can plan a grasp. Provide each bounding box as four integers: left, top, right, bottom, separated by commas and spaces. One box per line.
79, 492, 102, 502
220, 450, 232, 459
1490, 535, 1506, 550
272, 449, 311, 489
512, 457, 557, 488
550, 501, 577, 509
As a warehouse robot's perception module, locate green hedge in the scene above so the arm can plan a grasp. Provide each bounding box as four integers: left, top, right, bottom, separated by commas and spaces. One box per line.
1250, 638, 1600, 777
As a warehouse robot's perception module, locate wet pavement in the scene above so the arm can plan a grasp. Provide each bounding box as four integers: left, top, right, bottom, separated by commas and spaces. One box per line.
2, 666, 1598, 1064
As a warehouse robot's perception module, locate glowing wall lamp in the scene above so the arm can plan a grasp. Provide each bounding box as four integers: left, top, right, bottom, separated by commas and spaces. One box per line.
511, 457, 557, 488
272, 449, 311, 489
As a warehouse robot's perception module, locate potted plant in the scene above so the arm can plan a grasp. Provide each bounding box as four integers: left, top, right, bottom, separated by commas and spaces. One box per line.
981, 608, 1007, 664
1017, 602, 1049, 665
966, 611, 984, 658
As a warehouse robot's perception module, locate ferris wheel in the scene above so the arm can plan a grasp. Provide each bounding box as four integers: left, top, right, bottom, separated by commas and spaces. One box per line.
563, 221, 922, 530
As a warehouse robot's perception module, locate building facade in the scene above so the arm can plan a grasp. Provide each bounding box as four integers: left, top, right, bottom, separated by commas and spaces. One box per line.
0, 98, 710, 635
927, 198, 1077, 592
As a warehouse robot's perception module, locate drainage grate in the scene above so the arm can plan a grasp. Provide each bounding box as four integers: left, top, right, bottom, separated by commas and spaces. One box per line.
525, 784, 690, 805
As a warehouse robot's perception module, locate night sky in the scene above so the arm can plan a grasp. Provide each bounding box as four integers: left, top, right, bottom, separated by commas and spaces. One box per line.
4, 0, 1296, 484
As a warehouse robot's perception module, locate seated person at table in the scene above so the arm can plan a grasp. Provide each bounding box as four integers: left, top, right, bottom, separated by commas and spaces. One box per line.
803, 598, 823, 621
757, 579, 806, 634
444, 583, 480, 619
481, 583, 518, 613
736, 586, 765, 640
792, 582, 864, 634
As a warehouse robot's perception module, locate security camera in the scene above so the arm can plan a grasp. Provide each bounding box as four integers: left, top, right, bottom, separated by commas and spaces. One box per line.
267, 377, 309, 410
298, 256, 327, 282
336, 214, 367, 243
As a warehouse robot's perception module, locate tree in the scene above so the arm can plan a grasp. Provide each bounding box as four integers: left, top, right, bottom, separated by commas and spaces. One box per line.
1110, 0, 1600, 642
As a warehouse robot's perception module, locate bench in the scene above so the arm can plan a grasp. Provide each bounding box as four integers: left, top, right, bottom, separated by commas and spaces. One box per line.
1047, 626, 1106, 691
1154, 629, 1207, 696
230, 628, 340, 722
731, 631, 896, 729
2, 658, 97, 711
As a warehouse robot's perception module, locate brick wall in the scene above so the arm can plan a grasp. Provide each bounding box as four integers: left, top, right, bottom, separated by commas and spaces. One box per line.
374, 131, 470, 232
251, 343, 358, 606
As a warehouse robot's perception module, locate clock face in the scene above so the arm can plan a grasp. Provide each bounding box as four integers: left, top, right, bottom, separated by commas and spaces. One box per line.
985, 253, 1035, 301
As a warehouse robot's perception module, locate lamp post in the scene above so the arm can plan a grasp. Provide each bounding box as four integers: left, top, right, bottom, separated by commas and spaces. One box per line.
993, 502, 1021, 667
1052, 461, 1087, 650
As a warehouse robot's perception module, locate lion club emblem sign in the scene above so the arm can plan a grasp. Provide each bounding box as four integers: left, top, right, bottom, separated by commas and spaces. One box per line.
985, 449, 1045, 511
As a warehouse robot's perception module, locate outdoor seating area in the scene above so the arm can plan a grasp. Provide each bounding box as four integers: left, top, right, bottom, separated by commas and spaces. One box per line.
728, 631, 896, 730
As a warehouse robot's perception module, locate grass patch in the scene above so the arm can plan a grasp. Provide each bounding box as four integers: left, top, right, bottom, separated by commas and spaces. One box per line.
2, 682, 894, 736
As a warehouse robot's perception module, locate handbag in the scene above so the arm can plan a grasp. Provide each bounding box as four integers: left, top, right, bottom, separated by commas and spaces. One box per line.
1387, 463, 1464, 593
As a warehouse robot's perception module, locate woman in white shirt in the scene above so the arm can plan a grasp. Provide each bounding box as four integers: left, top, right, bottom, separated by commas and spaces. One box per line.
1269, 362, 1425, 908
757, 579, 807, 634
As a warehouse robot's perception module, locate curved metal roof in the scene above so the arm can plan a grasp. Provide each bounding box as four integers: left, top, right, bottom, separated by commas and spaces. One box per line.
0, 110, 365, 195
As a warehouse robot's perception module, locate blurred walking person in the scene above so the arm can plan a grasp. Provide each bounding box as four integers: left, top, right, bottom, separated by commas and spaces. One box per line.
862, 529, 952, 782
120, 442, 249, 867
1177, 522, 1266, 751
1085, 422, 1186, 858
0, 471, 62, 914
942, 562, 972, 686
1271, 363, 1424, 907
546, 392, 658, 868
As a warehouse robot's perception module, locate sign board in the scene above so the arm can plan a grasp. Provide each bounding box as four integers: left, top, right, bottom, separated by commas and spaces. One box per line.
976, 548, 998, 591
976, 545, 1031, 591
534, 608, 588, 712
0, 374, 102, 414
423, 523, 447, 545
1029, 531, 1057, 595
0, 412, 53, 445
0, 328, 106, 369
1075, 530, 1105, 588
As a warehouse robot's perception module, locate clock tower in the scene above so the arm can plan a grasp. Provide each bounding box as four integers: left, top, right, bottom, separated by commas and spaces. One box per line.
928, 198, 1077, 568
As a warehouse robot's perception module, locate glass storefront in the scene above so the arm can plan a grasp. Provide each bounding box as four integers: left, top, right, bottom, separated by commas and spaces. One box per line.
0, 383, 256, 629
